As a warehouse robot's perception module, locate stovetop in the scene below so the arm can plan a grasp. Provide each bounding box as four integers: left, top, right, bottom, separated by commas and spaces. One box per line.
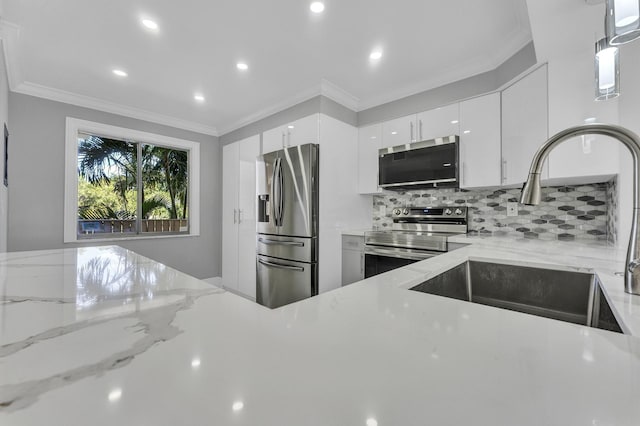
365, 206, 468, 252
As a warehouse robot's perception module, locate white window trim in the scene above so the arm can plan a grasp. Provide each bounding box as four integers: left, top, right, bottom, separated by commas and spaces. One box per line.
64, 117, 200, 243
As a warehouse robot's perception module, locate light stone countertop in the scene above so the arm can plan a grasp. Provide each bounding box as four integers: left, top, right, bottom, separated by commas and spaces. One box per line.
1, 242, 640, 425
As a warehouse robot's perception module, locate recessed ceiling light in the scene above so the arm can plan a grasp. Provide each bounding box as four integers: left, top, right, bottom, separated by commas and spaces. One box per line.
194, 94, 205, 102
237, 62, 249, 71
463, 130, 471, 134
191, 357, 201, 367
366, 419, 378, 426
310, 2, 325, 13
108, 388, 122, 402
141, 19, 158, 30
112, 69, 128, 77
450, 120, 459, 124
288, 125, 295, 129
232, 401, 244, 411
369, 50, 383, 60
391, 131, 397, 135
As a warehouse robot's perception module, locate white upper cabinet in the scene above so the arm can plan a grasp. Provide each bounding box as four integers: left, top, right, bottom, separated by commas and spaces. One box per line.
262, 114, 320, 154
459, 93, 502, 188
501, 65, 549, 186
357, 123, 383, 194
416, 103, 460, 142
546, 51, 619, 182
381, 114, 415, 147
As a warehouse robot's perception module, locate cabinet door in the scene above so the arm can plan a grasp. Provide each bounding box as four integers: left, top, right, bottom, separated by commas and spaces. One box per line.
262, 126, 284, 154
341, 235, 364, 286
381, 114, 416, 147
286, 114, 319, 147
357, 123, 382, 194
501, 65, 549, 186
459, 94, 501, 188
546, 52, 619, 180
236, 135, 260, 300
222, 142, 240, 291
341, 249, 364, 286
416, 103, 460, 141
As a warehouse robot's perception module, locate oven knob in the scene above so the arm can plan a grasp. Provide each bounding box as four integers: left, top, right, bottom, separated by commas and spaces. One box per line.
393, 208, 401, 216
444, 208, 453, 215
454, 208, 463, 216
402, 208, 409, 215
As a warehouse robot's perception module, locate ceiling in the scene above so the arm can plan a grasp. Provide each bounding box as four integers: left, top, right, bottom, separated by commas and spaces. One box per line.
0, 0, 533, 136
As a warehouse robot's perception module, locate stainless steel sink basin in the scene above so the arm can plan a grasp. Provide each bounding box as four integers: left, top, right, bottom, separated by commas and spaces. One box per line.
410, 261, 623, 333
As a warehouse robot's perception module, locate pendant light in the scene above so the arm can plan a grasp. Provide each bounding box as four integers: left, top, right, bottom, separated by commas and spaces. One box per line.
605, 0, 640, 45
595, 37, 620, 100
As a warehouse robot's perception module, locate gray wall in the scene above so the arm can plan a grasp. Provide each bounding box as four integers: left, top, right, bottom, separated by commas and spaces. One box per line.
7, 93, 221, 279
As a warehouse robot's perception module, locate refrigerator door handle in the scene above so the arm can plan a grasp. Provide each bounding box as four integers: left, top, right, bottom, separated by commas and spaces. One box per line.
276, 157, 285, 226
258, 258, 305, 272
271, 157, 280, 226
258, 237, 304, 247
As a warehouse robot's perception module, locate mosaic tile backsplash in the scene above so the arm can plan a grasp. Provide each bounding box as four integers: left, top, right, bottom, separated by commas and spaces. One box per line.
373, 181, 616, 242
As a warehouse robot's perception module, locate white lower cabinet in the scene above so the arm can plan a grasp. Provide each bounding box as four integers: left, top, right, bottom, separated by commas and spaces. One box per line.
341, 235, 364, 286
222, 135, 260, 300
459, 93, 502, 188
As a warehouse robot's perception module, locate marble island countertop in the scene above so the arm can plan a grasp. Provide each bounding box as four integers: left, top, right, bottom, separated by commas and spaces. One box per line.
2, 242, 640, 425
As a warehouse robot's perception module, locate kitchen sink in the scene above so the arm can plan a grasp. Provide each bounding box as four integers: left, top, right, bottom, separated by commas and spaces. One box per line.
410, 261, 623, 333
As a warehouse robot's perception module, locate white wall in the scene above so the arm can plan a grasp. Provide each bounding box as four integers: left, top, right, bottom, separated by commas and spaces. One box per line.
0, 41, 9, 253
7, 93, 222, 279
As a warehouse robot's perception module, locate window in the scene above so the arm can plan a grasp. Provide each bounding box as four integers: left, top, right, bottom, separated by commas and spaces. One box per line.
65, 118, 200, 242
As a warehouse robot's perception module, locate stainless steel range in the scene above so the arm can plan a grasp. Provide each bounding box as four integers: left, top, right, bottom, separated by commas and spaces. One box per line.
364, 206, 468, 278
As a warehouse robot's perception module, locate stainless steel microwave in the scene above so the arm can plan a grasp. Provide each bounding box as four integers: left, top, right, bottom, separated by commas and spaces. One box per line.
378, 135, 459, 190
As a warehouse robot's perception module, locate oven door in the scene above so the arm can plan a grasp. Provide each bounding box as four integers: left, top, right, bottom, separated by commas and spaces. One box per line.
364, 245, 442, 278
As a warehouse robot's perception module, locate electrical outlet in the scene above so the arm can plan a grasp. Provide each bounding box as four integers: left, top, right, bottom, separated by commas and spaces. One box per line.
507, 202, 518, 217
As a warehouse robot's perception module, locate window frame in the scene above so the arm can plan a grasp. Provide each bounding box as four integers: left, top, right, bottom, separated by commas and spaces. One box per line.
64, 117, 200, 243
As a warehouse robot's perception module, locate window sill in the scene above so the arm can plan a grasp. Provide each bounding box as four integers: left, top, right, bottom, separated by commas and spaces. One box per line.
65, 233, 200, 244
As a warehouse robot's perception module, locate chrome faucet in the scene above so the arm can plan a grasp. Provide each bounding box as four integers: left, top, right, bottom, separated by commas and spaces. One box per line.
520, 123, 640, 295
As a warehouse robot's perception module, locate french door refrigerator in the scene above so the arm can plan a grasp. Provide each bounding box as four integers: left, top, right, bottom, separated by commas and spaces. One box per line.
256, 143, 319, 308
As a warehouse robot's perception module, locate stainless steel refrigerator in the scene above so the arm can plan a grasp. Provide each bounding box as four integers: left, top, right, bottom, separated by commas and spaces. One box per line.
255, 143, 319, 308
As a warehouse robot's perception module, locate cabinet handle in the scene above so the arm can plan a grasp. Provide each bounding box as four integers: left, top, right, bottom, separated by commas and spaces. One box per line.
502, 159, 507, 184
419, 119, 423, 141
233, 208, 237, 224
360, 253, 364, 278
281, 132, 286, 148
462, 161, 466, 187
238, 209, 242, 224
410, 121, 414, 143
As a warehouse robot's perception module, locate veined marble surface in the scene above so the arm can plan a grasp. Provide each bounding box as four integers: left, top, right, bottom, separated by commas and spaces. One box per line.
2, 243, 640, 425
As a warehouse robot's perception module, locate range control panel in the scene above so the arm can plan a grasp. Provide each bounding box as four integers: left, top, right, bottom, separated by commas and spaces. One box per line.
391, 206, 467, 219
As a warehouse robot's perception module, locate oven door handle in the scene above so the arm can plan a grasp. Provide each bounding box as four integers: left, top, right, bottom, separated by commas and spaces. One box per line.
364, 245, 440, 261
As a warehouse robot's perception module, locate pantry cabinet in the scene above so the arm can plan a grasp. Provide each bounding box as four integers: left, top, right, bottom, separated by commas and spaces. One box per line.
222, 134, 260, 299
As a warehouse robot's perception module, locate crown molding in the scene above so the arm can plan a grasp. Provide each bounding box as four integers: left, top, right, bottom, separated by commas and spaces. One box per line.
357, 35, 533, 111
13, 81, 218, 136
0, 19, 23, 89
320, 79, 360, 111
217, 85, 321, 135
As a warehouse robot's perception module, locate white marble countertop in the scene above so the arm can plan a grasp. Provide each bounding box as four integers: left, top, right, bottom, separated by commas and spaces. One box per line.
2, 242, 640, 425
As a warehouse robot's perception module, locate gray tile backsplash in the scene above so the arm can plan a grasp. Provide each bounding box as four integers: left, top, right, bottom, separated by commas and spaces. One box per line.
373, 181, 616, 242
